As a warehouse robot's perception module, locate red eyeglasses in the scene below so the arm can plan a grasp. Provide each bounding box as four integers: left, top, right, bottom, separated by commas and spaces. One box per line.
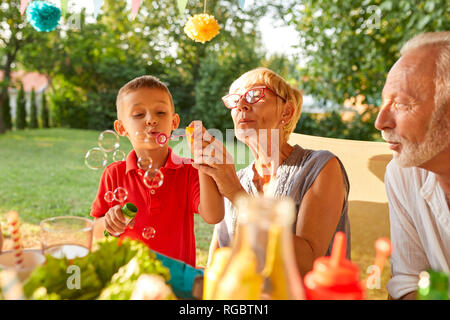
222, 86, 286, 109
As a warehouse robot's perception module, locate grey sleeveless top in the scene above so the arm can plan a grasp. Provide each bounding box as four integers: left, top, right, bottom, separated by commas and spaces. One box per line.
215, 144, 351, 259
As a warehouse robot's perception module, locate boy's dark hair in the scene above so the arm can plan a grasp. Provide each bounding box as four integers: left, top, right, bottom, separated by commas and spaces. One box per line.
116, 75, 174, 113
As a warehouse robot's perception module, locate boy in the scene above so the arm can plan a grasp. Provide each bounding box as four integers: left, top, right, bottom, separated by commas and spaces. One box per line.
90, 75, 224, 267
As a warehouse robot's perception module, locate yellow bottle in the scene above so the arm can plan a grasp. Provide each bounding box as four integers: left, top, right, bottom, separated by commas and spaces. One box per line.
203, 247, 232, 300
212, 195, 304, 300
261, 225, 290, 299
212, 227, 263, 300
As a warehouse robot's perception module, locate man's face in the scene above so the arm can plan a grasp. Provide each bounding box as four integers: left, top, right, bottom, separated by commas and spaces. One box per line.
375, 47, 450, 167
114, 88, 179, 150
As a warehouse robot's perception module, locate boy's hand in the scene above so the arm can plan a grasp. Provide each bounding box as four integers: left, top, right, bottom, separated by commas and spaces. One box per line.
187, 120, 212, 162
187, 120, 243, 203
187, 120, 233, 165
104, 205, 128, 236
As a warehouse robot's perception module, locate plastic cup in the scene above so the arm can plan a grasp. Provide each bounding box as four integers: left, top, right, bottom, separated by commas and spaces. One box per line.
0, 249, 46, 282
40, 216, 93, 260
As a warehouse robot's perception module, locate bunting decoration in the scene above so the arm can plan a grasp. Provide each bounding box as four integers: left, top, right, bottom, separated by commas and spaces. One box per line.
131, 0, 143, 20
93, 0, 104, 19
20, 0, 223, 42
184, 0, 220, 43
177, 0, 189, 16
20, 0, 31, 16
238, 0, 245, 10
184, 13, 220, 44
26, 1, 61, 32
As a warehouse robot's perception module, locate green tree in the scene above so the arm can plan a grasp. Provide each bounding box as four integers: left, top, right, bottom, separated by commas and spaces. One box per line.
1, 86, 12, 130
297, 111, 348, 139
21, 0, 269, 131
16, 84, 27, 130
41, 90, 49, 128
0, 0, 36, 133
30, 88, 38, 128
276, 0, 450, 106
192, 43, 263, 131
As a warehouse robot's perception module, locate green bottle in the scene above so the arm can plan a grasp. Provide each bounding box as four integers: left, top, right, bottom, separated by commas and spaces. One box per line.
104, 202, 138, 237
417, 270, 449, 300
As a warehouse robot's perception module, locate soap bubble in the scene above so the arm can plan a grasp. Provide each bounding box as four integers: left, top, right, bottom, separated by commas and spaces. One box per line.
113, 150, 126, 162
143, 169, 164, 189
98, 130, 120, 152
114, 187, 128, 203
142, 226, 156, 239
137, 156, 153, 171
85, 147, 108, 170
156, 133, 168, 145
104, 191, 115, 203
135, 131, 150, 144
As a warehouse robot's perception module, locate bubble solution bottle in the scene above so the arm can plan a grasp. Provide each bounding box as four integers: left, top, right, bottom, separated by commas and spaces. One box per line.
211, 195, 305, 300
303, 232, 365, 300
104, 202, 138, 237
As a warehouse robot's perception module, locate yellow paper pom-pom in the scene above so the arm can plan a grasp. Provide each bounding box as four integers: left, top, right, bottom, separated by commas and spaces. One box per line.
184, 13, 220, 43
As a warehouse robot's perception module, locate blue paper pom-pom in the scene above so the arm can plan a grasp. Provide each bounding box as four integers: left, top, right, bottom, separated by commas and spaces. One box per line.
26, 1, 61, 32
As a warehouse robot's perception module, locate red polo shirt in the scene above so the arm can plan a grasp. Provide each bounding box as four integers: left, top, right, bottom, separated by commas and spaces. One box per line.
90, 148, 200, 267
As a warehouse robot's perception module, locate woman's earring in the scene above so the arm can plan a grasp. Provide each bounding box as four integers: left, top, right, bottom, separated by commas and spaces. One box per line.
281, 120, 285, 124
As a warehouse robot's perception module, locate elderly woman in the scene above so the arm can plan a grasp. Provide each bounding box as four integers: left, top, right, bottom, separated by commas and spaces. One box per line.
190, 67, 350, 276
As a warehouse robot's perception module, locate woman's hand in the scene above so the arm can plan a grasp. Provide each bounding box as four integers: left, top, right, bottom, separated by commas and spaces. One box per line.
187, 121, 246, 203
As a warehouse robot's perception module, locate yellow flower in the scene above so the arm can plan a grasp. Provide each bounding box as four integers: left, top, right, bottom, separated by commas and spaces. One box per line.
184, 13, 220, 43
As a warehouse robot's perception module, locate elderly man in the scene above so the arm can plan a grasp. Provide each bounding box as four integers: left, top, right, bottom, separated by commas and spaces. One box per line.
375, 31, 450, 300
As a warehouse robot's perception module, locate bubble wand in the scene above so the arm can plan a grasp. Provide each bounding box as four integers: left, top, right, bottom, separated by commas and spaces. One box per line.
155, 127, 195, 146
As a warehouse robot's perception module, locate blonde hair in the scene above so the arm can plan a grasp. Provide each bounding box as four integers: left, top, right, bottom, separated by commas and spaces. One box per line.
230, 67, 303, 141
116, 75, 174, 114
401, 32, 450, 113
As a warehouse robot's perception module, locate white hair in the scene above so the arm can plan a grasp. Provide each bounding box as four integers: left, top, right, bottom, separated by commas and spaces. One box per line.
400, 32, 450, 113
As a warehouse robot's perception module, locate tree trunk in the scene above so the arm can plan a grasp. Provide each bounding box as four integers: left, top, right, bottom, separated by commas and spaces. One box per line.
0, 94, 5, 134
0, 52, 16, 134
0, 75, 9, 134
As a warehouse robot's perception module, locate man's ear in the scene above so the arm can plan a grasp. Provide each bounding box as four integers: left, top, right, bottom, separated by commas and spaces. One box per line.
114, 120, 127, 136
172, 113, 180, 131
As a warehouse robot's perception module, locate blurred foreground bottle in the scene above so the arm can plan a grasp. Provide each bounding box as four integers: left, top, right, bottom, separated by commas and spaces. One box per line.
304, 232, 365, 300
203, 247, 232, 300
211, 195, 304, 300
417, 270, 449, 300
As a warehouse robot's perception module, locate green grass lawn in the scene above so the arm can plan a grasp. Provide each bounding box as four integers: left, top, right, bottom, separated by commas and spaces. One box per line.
0, 128, 388, 299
